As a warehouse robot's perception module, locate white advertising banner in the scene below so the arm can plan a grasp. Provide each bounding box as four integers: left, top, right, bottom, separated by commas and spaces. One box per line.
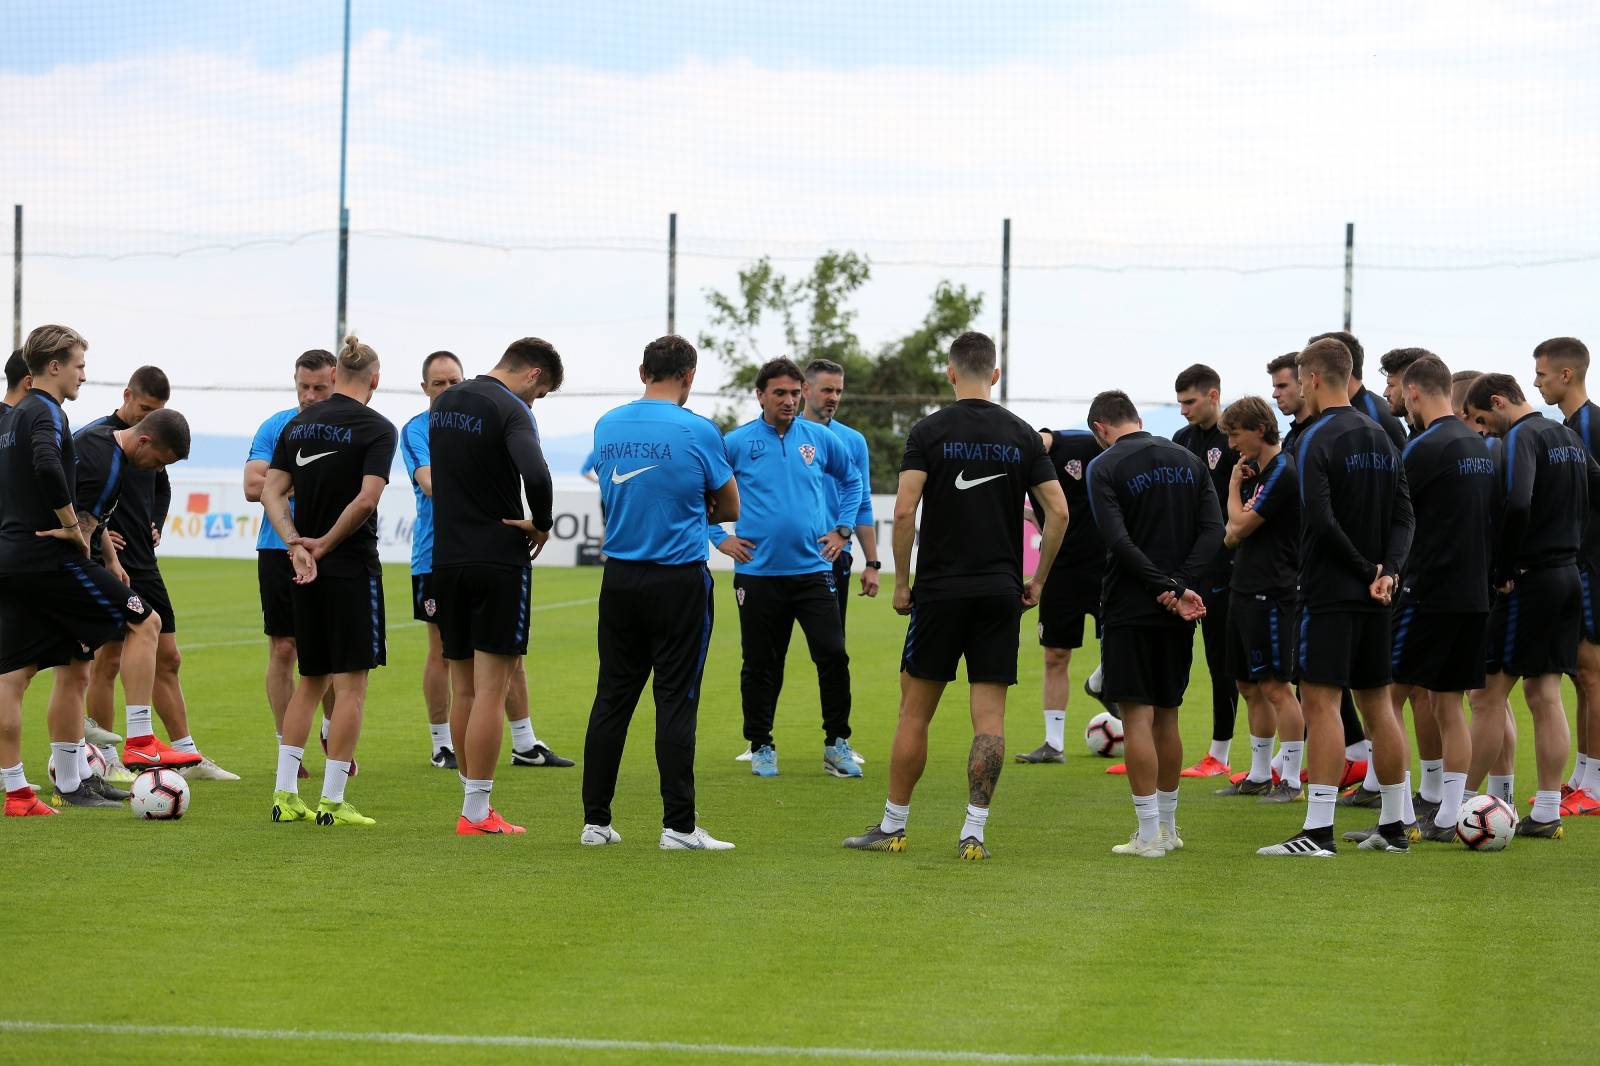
160, 478, 907, 573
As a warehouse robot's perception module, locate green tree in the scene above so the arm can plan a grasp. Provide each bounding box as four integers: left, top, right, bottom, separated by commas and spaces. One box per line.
698, 252, 983, 492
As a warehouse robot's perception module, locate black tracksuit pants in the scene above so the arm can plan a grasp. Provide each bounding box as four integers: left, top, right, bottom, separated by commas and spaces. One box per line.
582, 559, 714, 833
1201, 581, 1240, 743
832, 550, 852, 633
735, 571, 851, 750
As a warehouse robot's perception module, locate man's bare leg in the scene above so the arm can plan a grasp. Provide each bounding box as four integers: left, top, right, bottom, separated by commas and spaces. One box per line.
1523, 673, 1572, 825
960, 682, 1006, 853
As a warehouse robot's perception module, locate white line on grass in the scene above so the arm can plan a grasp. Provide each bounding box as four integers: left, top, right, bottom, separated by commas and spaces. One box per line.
178, 597, 599, 651
0, 1020, 1427, 1066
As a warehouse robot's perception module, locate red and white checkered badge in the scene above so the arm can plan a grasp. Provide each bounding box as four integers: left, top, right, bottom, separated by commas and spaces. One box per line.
1065, 459, 1083, 480
1207, 447, 1222, 469
735, 587, 746, 607
127, 596, 144, 614
424, 598, 437, 618
799, 444, 816, 465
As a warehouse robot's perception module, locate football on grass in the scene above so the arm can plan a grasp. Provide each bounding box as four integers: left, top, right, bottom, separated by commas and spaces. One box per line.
131, 768, 190, 820
1084, 711, 1124, 757
1455, 793, 1516, 851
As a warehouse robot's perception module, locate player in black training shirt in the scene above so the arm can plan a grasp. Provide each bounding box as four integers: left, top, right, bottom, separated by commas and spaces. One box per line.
429, 337, 561, 835
1531, 336, 1600, 815
1084, 391, 1221, 857
263, 335, 396, 828
1169, 364, 1240, 779
1310, 330, 1408, 449
1258, 338, 1414, 858
2, 349, 30, 411
843, 332, 1066, 861
1464, 372, 1599, 838
1015, 426, 1106, 764
0, 325, 176, 817
1389, 355, 1497, 841
1212, 397, 1304, 803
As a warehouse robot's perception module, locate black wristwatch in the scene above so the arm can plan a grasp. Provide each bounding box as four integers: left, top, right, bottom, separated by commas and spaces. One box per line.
865, 560, 883, 570
833, 524, 853, 540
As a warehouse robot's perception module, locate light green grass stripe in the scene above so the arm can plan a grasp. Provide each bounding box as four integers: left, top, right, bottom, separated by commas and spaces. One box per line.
177, 596, 599, 651
0, 1020, 1428, 1066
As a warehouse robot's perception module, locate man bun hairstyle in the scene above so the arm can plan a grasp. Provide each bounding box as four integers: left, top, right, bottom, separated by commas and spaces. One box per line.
1378, 347, 1433, 378
133, 408, 191, 462
1309, 330, 1363, 379
1402, 354, 1453, 397
338, 334, 380, 377
948, 331, 997, 379
1533, 336, 1590, 376
1087, 389, 1140, 429
295, 348, 336, 373
1266, 352, 1299, 377
754, 357, 805, 392
1297, 337, 1353, 387
1219, 395, 1280, 444
1173, 363, 1221, 394
22, 324, 87, 377
641, 335, 697, 382
1464, 372, 1525, 412
128, 365, 170, 402
498, 337, 563, 391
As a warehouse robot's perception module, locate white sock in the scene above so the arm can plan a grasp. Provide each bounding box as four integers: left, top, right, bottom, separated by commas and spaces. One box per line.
1279, 741, 1305, 787
1133, 792, 1159, 842
509, 716, 537, 752
2, 763, 27, 793
1419, 759, 1444, 802
961, 803, 990, 843
322, 759, 351, 804
125, 705, 153, 741
320, 715, 331, 743
76, 739, 93, 779
1436, 771, 1467, 828
1462, 787, 1479, 802
1270, 746, 1284, 777
97, 743, 117, 767
1568, 753, 1589, 791
1087, 663, 1104, 695
1248, 735, 1273, 783
1304, 784, 1337, 831
1379, 781, 1406, 825
1043, 711, 1065, 751
1400, 771, 1416, 823
1156, 788, 1179, 831
1531, 789, 1561, 822
429, 722, 451, 754
1362, 757, 1380, 792
462, 777, 493, 822
1346, 739, 1371, 763
1487, 774, 1514, 804
275, 745, 305, 794
881, 799, 909, 833
51, 742, 82, 793
1582, 757, 1600, 797
1208, 738, 1231, 765
171, 735, 198, 754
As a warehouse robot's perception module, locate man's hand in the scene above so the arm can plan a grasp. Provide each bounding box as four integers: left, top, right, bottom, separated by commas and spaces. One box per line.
109, 561, 130, 587
717, 536, 757, 564
36, 525, 90, 557
1021, 575, 1044, 610
818, 531, 848, 562
288, 542, 317, 584
859, 566, 880, 598
107, 530, 127, 552
1173, 589, 1207, 621
1496, 579, 1516, 595
501, 519, 551, 561
151, 523, 162, 548
1368, 565, 1395, 605
892, 583, 913, 616
294, 534, 330, 561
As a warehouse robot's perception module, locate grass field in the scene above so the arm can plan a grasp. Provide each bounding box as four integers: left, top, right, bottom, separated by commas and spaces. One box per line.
2, 558, 1595, 1066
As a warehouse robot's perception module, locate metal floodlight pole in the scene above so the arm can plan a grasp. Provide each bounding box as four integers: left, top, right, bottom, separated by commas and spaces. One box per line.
668, 212, 678, 335
1343, 221, 1355, 331
1000, 218, 1011, 405
11, 204, 20, 350
335, 0, 352, 349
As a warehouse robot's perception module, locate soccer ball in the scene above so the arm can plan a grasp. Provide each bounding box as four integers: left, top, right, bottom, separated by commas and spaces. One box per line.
47, 744, 108, 784
1456, 794, 1516, 851
130, 768, 190, 820
1084, 711, 1124, 757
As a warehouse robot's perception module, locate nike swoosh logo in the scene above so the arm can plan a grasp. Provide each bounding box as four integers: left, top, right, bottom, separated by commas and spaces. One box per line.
127, 751, 160, 763
296, 450, 336, 467
611, 465, 657, 484
954, 471, 1007, 490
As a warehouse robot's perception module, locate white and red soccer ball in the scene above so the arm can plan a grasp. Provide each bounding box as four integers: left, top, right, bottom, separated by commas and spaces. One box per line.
1083, 711, 1124, 758
1455, 794, 1516, 851
131, 768, 190, 820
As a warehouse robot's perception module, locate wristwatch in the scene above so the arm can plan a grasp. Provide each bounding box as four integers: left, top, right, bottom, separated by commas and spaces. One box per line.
864, 561, 883, 570
833, 524, 853, 540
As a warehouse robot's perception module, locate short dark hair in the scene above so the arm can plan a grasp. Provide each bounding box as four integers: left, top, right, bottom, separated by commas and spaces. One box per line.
1218, 396, 1280, 444
1087, 390, 1139, 429
1173, 363, 1221, 394
498, 337, 563, 391
295, 349, 336, 373
1309, 331, 1363, 379
1464, 372, 1525, 411
23, 324, 87, 377
132, 408, 191, 462
421, 350, 462, 380
127, 365, 170, 402
1402, 355, 1452, 397
948, 331, 996, 378
1378, 347, 1433, 378
1449, 370, 1480, 409
804, 358, 844, 380
5, 349, 27, 391
1266, 352, 1299, 378
754, 357, 805, 393
1298, 337, 1353, 386
1534, 336, 1590, 375
641, 335, 697, 382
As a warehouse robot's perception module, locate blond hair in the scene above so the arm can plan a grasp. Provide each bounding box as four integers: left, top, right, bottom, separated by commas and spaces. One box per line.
23, 324, 88, 376
338, 333, 379, 377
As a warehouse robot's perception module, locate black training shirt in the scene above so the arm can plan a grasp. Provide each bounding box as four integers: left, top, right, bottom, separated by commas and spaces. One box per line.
0, 390, 79, 574
77, 411, 171, 572
1293, 405, 1414, 612
429, 375, 554, 571
268, 392, 396, 577
1493, 411, 1598, 583
1564, 400, 1600, 575
72, 424, 129, 563
901, 399, 1055, 602
1397, 415, 1496, 612
1352, 386, 1409, 451
1029, 428, 1105, 579
1087, 431, 1224, 627
1172, 421, 1237, 588
1230, 450, 1299, 599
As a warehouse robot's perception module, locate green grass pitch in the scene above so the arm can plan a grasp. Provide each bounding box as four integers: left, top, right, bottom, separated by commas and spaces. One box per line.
1, 558, 1594, 1066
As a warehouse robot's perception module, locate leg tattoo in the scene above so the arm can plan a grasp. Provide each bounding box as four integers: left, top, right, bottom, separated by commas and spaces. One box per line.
968, 733, 1005, 807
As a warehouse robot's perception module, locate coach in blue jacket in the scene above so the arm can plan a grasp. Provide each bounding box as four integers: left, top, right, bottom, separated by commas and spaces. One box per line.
712, 357, 866, 780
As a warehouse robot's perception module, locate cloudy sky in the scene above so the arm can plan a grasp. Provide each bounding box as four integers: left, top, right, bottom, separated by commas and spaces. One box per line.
5, 0, 1599, 468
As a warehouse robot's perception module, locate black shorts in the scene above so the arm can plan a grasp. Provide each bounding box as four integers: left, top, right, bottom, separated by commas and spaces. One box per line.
0, 559, 153, 674
1225, 592, 1294, 683
433, 564, 531, 660
1580, 567, 1600, 645
1036, 596, 1098, 650
900, 594, 1021, 685
258, 549, 295, 638
1487, 565, 1581, 678
412, 572, 438, 624
101, 566, 177, 643
1101, 623, 1194, 709
1297, 609, 1391, 691
290, 572, 386, 676
1391, 607, 1487, 693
